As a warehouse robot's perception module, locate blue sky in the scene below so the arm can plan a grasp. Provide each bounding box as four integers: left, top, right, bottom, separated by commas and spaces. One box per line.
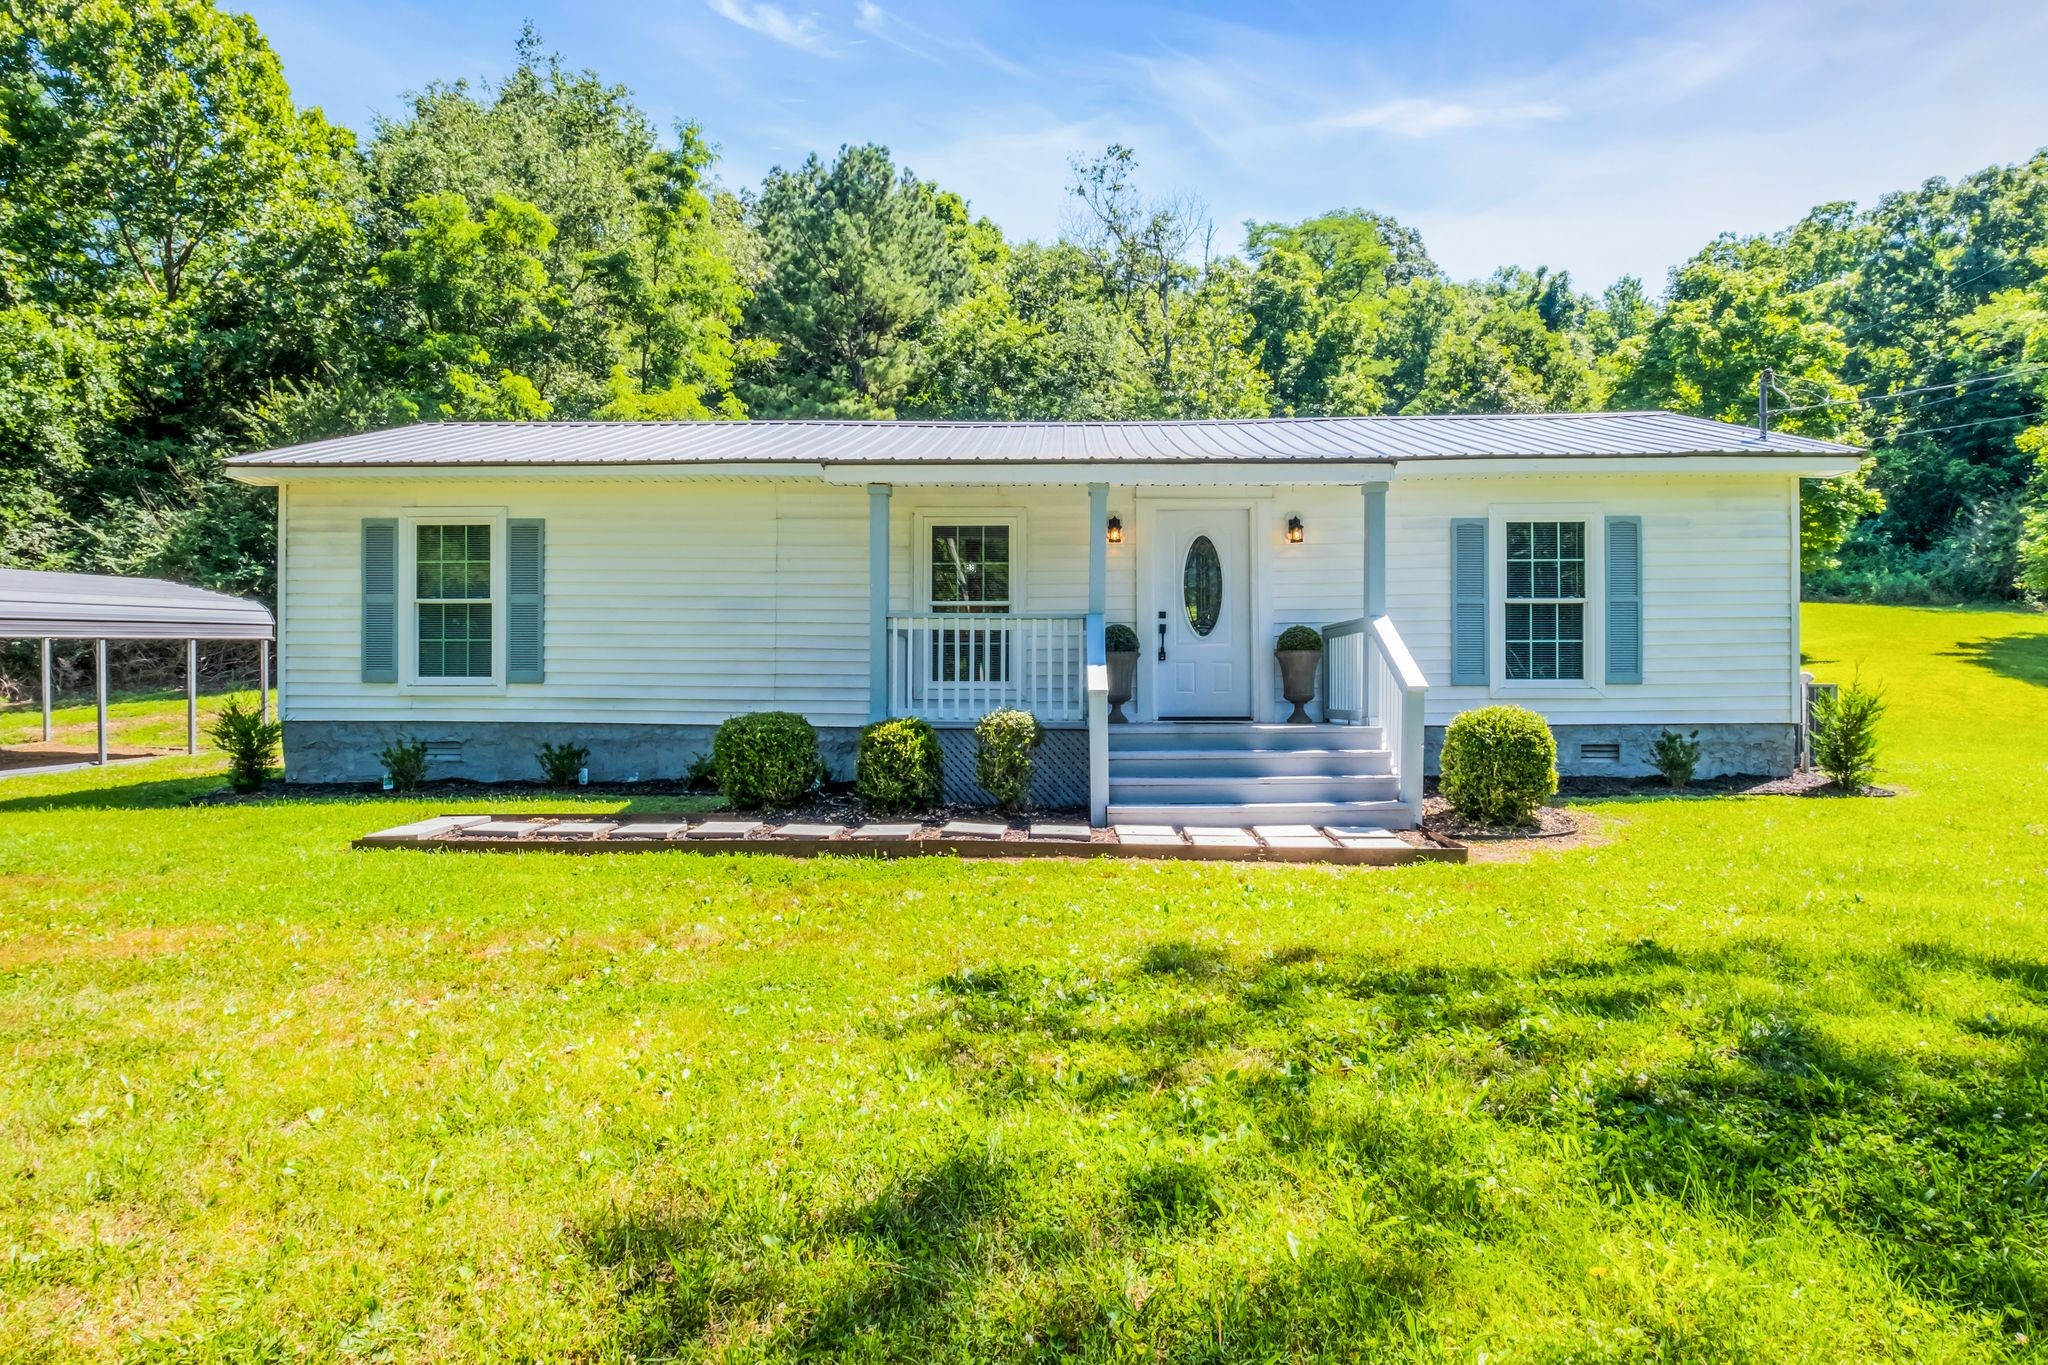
241, 0, 2048, 289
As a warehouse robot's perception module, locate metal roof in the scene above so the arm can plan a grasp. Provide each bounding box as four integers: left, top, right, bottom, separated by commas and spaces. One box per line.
226, 412, 1859, 470
0, 569, 275, 640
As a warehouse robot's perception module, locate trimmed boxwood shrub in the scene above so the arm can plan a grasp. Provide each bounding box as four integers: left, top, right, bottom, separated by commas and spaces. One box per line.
711, 711, 821, 809
1439, 705, 1557, 826
1650, 729, 1702, 789
974, 708, 1042, 813
1276, 624, 1324, 652
857, 717, 942, 815
1105, 623, 1141, 653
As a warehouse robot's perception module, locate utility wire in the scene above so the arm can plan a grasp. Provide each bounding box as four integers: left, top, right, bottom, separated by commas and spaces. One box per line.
1773, 360, 2048, 414
1883, 411, 2036, 443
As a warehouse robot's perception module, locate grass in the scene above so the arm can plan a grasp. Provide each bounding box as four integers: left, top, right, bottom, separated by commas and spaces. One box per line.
1, 603, 2044, 1361
0, 686, 267, 753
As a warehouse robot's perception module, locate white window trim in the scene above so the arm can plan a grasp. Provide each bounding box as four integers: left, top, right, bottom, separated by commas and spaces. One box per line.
1489, 503, 1605, 698
912, 509, 1025, 614
399, 507, 507, 693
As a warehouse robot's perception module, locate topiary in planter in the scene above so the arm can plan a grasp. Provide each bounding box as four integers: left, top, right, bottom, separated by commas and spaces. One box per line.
1439, 705, 1557, 826
974, 708, 1043, 813
711, 711, 822, 809
1275, 625, 1324, 723
1104, 623, 1141, 722
857, 717, 942, 815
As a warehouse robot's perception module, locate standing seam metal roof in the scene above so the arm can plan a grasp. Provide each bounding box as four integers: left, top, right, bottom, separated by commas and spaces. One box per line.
0, 569, 275, 639
225, 412, 1859, 469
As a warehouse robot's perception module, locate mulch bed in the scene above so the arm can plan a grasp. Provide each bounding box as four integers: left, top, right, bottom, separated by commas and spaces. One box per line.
1552, 770, 1895, 799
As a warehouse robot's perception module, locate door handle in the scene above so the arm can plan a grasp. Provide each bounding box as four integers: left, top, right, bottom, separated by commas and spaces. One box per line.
1157, 611, 1167, 661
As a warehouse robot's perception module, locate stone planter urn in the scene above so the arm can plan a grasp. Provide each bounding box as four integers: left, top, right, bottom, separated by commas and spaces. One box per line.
1275, 626, 1324, 724
1105, 623, 1141, 723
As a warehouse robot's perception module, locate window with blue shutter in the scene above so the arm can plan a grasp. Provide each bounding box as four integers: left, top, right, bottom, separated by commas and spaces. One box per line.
507, 519, 544, 683
1606, 515, 1643, 684
361, 519, 397, 683
1450, 518, 1488, 685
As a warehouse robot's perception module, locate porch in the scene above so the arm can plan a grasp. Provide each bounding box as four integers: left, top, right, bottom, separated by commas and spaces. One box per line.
858, 479, 1426, 828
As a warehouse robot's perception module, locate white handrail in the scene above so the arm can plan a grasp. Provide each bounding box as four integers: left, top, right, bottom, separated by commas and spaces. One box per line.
885, 613, 1089, 723
1369, 614, 1428, 827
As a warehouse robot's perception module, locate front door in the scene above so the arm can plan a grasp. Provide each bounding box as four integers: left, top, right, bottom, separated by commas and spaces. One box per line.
1151, 506, 1252, 718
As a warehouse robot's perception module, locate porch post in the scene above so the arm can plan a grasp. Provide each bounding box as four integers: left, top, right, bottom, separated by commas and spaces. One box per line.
1363, 482, 1388, 619
868, 484, 891, 722
1087, 483, 1110, 827
1363, 481, 1388, 727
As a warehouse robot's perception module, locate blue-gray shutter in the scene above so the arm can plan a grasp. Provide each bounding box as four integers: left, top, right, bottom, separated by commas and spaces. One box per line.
1606, 515, 1643, 684
361, 518, 398, 683
507, 519, 544, 683
1450, 518, 1488, 685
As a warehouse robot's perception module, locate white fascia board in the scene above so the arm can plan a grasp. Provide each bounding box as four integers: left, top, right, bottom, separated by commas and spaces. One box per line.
815, 461, 1399, 486
224, 462, 832, 486
1395, 453, 1865, 479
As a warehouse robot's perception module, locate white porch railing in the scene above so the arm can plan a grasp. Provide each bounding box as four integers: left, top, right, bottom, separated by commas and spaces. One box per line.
885, 613, 1089, 723
1323, 614, 1428, 826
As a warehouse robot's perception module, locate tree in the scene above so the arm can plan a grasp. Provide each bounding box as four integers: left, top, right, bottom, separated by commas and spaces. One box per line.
743, 144, 969, 416
1066, 145, 1269, 417
1244, 211, 1400, 415
0, 0, 361, 588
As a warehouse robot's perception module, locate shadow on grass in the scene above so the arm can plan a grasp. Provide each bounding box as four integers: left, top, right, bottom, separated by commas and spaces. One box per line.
0, 774, 226, 813
581, 935, 2048, 1353
1944, 633, 2048, 687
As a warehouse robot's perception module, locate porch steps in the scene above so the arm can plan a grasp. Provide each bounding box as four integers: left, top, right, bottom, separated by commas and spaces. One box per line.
1106, 722, 1415, 830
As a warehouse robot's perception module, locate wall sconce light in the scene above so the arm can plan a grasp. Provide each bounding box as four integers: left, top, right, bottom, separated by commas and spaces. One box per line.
1286, 515, 1305, 544
1106, 515, 1123, 544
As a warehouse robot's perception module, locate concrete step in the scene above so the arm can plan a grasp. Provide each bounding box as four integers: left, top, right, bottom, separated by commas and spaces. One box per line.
1109, 772, 1401, 806
1106, 798, 1416, 829
1108, 746, 1393, 779
1109, 723, 1384, 753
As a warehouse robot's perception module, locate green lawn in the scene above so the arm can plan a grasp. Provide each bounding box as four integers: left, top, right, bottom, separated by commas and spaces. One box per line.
2, 603, 2045, 1362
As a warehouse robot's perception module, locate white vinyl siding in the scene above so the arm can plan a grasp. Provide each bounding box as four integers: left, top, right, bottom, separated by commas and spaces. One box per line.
277, 470, 1798, 734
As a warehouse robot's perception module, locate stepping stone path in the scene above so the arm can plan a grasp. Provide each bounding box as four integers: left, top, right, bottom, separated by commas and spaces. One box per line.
544, 820, 617, 838
359, 815, 1446, 862
1113, 824, 1185, 846
466, 819, 543, 838
687, 820, 762, 839
1252, 824, 1335, 849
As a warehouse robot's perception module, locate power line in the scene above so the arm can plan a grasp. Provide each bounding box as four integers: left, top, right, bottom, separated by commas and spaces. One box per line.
1883, 411, 2037, 443
1773, 360, 2048, 415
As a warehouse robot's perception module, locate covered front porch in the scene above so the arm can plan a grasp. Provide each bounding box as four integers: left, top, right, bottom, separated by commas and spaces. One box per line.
849, 469, 1426, 828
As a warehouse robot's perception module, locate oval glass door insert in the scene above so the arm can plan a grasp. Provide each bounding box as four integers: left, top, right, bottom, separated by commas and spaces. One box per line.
1183, 535, 1223, 636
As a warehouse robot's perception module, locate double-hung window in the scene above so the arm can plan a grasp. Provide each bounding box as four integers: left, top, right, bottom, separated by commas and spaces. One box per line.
1504, 520, 1586, 681
415, 523, 493, 679
928, 523, 1012, 682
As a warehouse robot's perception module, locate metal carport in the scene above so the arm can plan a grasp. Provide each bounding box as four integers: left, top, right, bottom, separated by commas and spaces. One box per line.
0, 569, 275, 766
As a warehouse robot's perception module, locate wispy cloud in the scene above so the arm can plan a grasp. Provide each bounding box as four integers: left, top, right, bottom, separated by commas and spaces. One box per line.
848, 0, 1031, 76
704, 0, 833, 55
1319, 97, 1564, 137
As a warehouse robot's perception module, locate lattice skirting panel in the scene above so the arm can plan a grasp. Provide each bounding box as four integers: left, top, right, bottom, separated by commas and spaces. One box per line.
934, 726, 1089, 811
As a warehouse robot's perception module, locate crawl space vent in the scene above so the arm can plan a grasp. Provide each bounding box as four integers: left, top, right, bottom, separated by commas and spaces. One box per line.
1580, 742, 1622, 763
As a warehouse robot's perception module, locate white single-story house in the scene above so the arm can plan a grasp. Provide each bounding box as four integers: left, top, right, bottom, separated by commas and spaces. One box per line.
225, 413, 1861, 828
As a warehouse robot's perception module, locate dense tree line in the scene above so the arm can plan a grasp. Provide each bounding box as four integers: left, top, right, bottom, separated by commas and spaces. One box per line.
2, 1, 2045, 603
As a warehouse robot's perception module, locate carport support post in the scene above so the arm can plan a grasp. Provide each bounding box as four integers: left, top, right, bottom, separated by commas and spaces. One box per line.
258, 638, 270, 725
39, 638, 51, 742
93, 638, 108, 766
186, 639, 199, 754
